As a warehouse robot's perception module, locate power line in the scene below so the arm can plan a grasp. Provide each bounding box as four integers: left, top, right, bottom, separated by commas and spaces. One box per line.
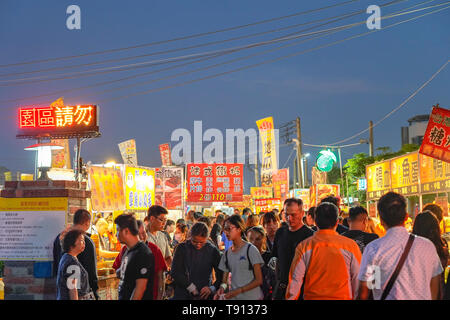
327, 58, 449, 145
97, 4, 450, 103
0, 0, 360, 68
1, 0, 440, 87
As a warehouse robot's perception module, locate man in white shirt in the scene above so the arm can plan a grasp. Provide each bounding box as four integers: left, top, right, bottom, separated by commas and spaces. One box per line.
147, 205, 172, 269
357, 192, 443, 300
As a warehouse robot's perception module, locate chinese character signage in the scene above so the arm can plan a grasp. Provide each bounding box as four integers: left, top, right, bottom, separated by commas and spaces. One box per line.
312, 166, 328, 185
289, 188, 310, 211
159, 143, 172, 166
366, 160, 391, 200
17, 105, 99, 138
273, 168, 289, 202
227, 195, 253, 212
118, 139, 138, 166
88, 165, 125, 211
256, 117, 278, 187
250, 187, 273, 199
390, 153, 419, 196
51, 139, 71, 169
254, 198, 282, 214
187, 163, 243, 202
124, 166, 155, 211
357, 178, 367, 191
419, 106, 450, 163
155, 167, 183, 210
310, 184, 340, 207
419, 154, 450, 193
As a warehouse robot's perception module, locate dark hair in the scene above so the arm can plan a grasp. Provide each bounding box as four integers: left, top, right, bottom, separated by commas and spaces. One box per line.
413, 211, 447, 265
284, 198, 303, 207
246, 214, 260, 229
422, 204, 443, 222
262, 211, 279, 226
62, 229, 85, 253
190, 222, 209, 238
246, 226, 267, 252
315, 202, 339, 229
114, 214, 139, 236
197, 216, 211, 228
224, 214, 247, 240
215, 214, 225, 228
321, 196, 340, 207
176, 223, 188, 235
210, 224, 221, 247
143, 216, 149, 222
176, 218, 186, 225
164, 219, 175, 229
147, 205, 168, 219
307, 207, 316, 220
377, 192, 407, 228
194, 212, 203, 220
73, 209, 91, 225
242, 208, 252, 215
136, 219, 144, 229
349, 206, 368, 221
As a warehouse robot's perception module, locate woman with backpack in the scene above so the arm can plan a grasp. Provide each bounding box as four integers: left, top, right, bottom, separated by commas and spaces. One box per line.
213, 214, 264, 300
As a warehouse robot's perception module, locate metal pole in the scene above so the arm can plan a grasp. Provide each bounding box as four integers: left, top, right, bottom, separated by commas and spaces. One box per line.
296, 117, 303, 188
254, 153, 259, 187
76, 137, 81, 181
304, 156, 308, 187
369, 121, 374, 157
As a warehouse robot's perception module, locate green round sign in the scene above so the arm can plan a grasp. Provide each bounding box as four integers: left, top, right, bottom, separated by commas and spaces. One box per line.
316, 150, 337, 172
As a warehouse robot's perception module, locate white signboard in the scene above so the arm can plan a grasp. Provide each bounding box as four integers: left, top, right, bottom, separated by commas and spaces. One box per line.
0, 210, 66, 260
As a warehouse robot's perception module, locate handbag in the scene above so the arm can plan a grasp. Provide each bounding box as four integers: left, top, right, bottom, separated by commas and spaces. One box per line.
380, 234, 415, 300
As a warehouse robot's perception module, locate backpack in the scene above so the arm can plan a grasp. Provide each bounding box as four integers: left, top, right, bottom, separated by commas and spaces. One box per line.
224, 243, 271, 299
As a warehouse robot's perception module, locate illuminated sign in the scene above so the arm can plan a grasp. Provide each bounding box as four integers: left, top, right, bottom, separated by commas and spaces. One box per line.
17, 105, 99, 139
316, 150, 337, 172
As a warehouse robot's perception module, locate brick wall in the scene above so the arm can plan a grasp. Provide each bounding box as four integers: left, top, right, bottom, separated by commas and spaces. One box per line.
1, 180, 90, 300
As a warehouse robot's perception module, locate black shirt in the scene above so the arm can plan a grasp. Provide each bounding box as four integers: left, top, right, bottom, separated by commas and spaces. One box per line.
53, 232, 98, 299
342, 230, 379, 253
272, 225, 314, 285
118, 241, 155, 300
336, 223, 349, 235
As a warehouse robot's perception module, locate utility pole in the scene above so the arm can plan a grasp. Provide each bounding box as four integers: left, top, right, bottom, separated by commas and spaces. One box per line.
369, 120, 374, 157
254, 153, 259, 187
296, 117, 303, 188
293, 156, 298, 188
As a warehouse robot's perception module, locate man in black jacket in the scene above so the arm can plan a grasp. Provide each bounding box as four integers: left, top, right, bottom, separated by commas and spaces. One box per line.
53, 209, 99, 299
170, 222, 223, 300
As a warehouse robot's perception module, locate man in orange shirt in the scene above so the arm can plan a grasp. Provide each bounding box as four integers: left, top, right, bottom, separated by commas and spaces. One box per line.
286, 202, 362, 300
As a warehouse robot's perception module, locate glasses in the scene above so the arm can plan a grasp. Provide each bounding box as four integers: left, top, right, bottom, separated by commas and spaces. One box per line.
223, 225, 237, 232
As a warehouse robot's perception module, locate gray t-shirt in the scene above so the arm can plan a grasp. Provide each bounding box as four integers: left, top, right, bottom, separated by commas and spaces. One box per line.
56, 253, 91, 300
219, 242, 264, 300
147, 231, 172, 259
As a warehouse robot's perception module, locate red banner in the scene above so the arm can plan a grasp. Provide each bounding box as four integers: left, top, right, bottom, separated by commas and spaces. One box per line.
273, 168, 289, 202
419, 106, 450, 163
155, 167, 183, 210
187, 163, 243, 202
159, 143, 172, 166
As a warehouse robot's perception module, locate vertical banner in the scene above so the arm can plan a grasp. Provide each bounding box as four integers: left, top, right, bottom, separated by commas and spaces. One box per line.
186, 163, 243, 202
87, 165, 126, 212
419, 106, 450, 163
118, 139, 138, 166
155, 167, 183, 210
124, 166, 155, 210
366, 160, 391, 201
159, 143, 172, 166
312, 166, 327, 185
51, 139, 71, 169
273, 168, 289, 202
256, 116, 277, 187
390, 153, 419, 196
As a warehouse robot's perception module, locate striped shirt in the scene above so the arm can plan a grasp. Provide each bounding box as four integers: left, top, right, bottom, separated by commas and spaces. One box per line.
287, 229, 362, 300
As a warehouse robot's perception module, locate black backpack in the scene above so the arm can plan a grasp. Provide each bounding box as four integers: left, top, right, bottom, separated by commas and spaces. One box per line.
224, 243, 271, 299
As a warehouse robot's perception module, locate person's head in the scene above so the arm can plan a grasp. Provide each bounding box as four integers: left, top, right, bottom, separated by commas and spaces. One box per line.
62, 229, 85, 254
223, 214, 247, 242
272, 208, 279, 215
279, 209, 286, 222
246, 226, 267, 253
176, 218, 186, 226
413, 210, 447, 260
147, 205, 168, 231
321, 196, 340, 208
305, 207, 316, 227
233, 208, 240, 215
164, 219, 176, 234
193, 212, 203, 222
186, 210, 195, 222
246, 214, 260, 229
377, 192, 408, 229
143, 216, 149, 227
215, 209, 223, 217
114, 214, 139, 246
422, 204, 444, 223
262, 211, 280, 238
283, 198, 304, 231
197, 216, 211, 230
348, 206, 369, 232
136, 220, 147, 242
215, 214, 226, 229
315, 202, 339, 230
174, 223, 188, 243
242, 208, 252, 216
190, 222, 209, 250
73, 209, 91, 232
95, 218, 109, 236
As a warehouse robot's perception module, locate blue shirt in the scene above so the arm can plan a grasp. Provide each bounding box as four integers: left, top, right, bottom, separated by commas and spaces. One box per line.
221, 232, 233, 251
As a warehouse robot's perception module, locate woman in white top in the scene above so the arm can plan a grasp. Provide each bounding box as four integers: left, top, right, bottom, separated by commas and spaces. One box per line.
214, 214, 264, 300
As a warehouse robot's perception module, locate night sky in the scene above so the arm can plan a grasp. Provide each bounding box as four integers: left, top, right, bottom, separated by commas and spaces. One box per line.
0, 0, 449, 192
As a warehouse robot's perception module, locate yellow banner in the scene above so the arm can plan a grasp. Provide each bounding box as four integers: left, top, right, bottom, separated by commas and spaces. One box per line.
251, 187, 273, 199
124, 166, 155, 210
390, 153, 419, 195
88, 165, 126, 212
366, 160, 391, 200
419, 153, 450, 193
20, 174, 34, 181
51, 139, 71, 169
0, 197, 68, 211
256, 117, 277, 187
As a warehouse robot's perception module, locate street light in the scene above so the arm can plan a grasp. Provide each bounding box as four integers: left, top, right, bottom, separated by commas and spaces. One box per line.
302, 153, 310, 187
24, 143, 64, 180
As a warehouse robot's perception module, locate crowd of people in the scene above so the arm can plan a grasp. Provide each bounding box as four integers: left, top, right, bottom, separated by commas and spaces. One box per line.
52, 191, 450, 300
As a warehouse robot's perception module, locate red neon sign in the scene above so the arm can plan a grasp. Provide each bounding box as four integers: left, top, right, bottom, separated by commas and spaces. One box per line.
17, 105, 99, 138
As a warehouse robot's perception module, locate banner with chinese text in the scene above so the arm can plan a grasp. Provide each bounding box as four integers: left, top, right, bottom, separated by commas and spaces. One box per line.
227, 195, 253, 213
289, 188, 310, 211
312, 166, 327, 185
273, 168, 289, 202
366, 161, 391, 201
256, 117, 277, 187
159, 143, 172, 166
390, 153, 419, 196
51, 139, 71, 169
254, 198, 282, 214
124, 166, 155, 211
310, 184, 340, 207
118, 139, 138, 166
88, 166, 126, 211
155, 167, 183, 210
250, 187, 273, 199
419, 154, 450, 194
187, 163, 243, 202
419, 106, 450, 163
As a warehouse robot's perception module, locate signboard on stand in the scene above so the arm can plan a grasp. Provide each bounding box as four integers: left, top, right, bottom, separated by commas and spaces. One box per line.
159, 143, 172, 166
124, 166, 155, 211
118, 139, 138, 166
273, 168, 289, 202
419, 105, 450, 163
88, 165, 126, 212
155, 167, 183, 210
